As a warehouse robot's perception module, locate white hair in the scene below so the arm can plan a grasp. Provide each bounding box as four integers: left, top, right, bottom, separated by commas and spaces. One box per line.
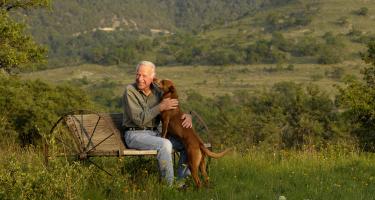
136, 61, 156, 77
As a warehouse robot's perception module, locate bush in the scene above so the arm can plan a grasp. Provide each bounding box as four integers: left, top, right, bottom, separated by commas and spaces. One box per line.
336, 16, 349, 26
318, 46, 343, 64
184, 82, 345, 150
0, 74, 95, 146
206, 49, 242, 65
338, 41, 375, 151
293, 36, 320, 56
354, 7, 369, 16
326, 66, 345, 80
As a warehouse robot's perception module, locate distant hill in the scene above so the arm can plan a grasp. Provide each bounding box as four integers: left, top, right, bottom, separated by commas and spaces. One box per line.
15, 0, 264, 43
11, 0, 375, 69
203, 0, 375, 55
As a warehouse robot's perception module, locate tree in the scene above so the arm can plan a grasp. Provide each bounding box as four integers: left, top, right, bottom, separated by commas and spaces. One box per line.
0, 0, 50, 73
0, 1, 99, 147
0, 74, 95, 146
338, 41, 375, 151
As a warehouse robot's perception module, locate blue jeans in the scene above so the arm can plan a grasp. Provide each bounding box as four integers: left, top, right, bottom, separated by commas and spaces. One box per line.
124, 130, 190, 185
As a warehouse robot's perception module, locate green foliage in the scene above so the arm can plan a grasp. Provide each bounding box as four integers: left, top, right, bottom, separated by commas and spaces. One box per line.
0, 74, 95, 146
317, 33, 346, 64
48, 31, 151, 67
0, 0, 50, 10
6, 0, 358, 67
15, 0, 260, 66
8, 0, 361, 68
185, 82, 346, 150
347, 29, 375, 45
245, 39, 288, 64
252, 82, 341, 149
0, 9, 47, 72
0, 147, 133, 199
338, 41, 375, 151
317, 46, 343, 64
354, 7, 369, 16
293, 36, 320, 56
67, 77, 123, 112
207, 48, 242, 65
265, 10, 313, 31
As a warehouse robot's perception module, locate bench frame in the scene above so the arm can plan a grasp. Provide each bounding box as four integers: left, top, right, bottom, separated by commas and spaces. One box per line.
44, 110, 211, 174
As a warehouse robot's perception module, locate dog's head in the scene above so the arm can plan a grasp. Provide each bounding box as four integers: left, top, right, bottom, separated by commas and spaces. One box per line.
155, 79, 176, 95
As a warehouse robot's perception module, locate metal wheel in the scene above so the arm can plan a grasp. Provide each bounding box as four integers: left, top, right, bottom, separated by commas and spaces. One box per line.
44, 114, 82, 162
44, 110, 119, 175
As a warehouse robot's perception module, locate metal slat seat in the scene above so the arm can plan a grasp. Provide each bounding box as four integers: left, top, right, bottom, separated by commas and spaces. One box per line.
46, 110, 212, 175
55, 111, 211, 158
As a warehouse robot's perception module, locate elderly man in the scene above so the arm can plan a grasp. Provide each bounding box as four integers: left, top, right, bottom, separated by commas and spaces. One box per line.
122, 61, 191, 185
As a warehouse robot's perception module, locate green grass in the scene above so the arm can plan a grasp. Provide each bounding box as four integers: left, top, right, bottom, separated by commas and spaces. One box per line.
1, 145, 375, 199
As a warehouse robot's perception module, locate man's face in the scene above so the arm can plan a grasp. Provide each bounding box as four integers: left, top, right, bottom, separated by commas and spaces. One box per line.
136, 64, 154, 92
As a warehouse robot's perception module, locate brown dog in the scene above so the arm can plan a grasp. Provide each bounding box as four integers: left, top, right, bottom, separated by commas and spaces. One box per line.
156, 79, 231, 188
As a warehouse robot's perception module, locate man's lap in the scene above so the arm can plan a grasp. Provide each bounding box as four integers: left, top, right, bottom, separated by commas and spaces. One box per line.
124, 130, 184, 151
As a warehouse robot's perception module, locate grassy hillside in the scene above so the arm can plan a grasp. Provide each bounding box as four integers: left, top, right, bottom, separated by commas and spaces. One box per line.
15, 0, 260, 43
202, 0, 375, 57
22, 61, 362, 99
205, 0, 375, 36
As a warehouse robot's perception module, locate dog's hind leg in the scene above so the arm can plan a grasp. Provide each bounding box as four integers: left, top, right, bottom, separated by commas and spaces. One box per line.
199, 155, 209, 186
189, 149, 202, 188
190, 166, 201, 188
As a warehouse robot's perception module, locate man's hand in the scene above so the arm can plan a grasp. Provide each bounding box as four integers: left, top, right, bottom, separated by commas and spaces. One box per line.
181, 113, 193, 128
159, 98, 178, 111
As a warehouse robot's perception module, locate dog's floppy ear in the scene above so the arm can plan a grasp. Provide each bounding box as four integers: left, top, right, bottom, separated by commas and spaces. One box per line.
169, 85, 176, 93
153, 78, 161, 87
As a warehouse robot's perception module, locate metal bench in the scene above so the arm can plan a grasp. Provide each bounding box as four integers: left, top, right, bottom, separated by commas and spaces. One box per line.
44, 110, 211, 174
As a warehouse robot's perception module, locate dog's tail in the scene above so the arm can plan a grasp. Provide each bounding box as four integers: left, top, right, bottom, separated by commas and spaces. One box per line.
200, 145, 232, 159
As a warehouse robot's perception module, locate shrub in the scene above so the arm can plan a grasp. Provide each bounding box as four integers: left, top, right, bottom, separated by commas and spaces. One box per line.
293, 36, 320, 56
326, 66, 345, 80
318, 46, 343, 64
206, 49, 242, 65
354, 7, 369, 16
0, 74, 95, 146
184, 82, 344, 150
336, 16, 349, 25
338, 41, 375, 151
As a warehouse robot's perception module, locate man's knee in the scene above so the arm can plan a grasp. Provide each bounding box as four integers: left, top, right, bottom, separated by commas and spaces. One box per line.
160, 139, 173, 153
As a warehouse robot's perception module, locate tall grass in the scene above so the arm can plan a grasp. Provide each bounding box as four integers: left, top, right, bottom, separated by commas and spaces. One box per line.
1, 145, 374, 199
